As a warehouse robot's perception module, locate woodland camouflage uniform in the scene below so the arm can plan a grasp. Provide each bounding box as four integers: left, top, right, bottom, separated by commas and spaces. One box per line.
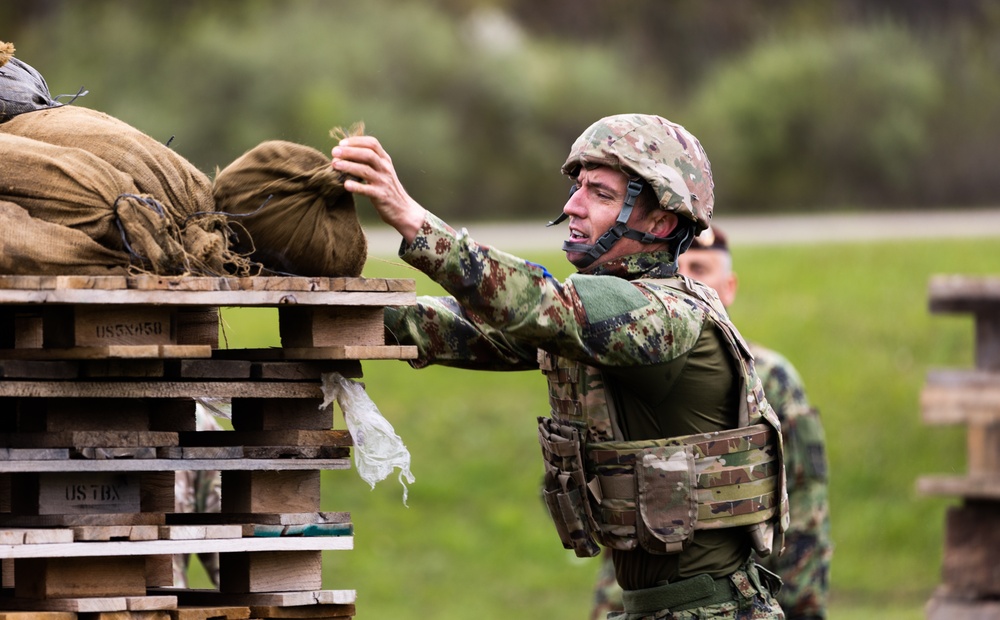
591, 345, 831, 620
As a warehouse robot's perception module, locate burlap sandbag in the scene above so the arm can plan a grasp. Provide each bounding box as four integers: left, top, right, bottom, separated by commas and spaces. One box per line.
213, 139, 367, 277
0, 132, 193, 274
0, 105, 249, 275
0, 200, 128, 275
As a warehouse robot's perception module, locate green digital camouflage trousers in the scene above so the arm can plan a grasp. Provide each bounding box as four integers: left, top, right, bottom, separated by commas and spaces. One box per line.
605, 559, 785, 620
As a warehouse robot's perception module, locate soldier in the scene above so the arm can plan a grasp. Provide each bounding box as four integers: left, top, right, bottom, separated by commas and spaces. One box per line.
590, 227, 832, 620
333, 114, 789, 619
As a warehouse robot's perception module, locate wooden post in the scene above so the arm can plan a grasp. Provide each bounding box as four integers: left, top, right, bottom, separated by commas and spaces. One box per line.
920, 276, 1000, 618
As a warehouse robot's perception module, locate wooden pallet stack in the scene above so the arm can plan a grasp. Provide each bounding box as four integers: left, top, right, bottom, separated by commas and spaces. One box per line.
918, 275, 1000, 619
0, 274, 415, 620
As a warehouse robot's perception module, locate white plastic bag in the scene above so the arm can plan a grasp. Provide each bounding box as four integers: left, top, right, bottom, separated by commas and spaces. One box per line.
320, 372, 415, 505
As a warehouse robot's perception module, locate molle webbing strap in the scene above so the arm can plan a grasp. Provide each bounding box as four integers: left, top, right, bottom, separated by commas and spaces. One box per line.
585, 424, 779, 541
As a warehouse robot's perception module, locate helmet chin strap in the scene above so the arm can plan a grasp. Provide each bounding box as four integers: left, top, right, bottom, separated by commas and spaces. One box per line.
551, 179, 673, 269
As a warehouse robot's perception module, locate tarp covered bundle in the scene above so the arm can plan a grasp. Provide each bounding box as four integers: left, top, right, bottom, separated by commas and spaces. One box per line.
0, 41, 59, 122
213, 138, 367, 277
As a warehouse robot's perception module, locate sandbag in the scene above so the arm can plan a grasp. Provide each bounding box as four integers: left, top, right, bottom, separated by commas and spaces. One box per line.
213, 139, 367, 277
0, 200, 128, 275
0, 41, 59, 123
0, 132, 192, 275
0, 106, 252, 276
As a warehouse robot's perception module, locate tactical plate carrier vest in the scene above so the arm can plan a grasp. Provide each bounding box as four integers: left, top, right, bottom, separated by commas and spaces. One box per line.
537, 276, 788, 558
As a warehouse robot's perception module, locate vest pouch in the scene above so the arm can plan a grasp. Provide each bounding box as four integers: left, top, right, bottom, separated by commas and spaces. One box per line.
635, 445, 698, 554
538, 417, 600, 557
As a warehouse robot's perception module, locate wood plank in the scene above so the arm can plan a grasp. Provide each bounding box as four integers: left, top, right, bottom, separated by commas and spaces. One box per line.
242, 523, 352, 538
0, 458, 350, 474
87, 612, 172, 620
0, 612, 77, 620
75, 447, 159, 460
231, 399, 330, 432
221, 471, 320, 514
22, 398, 152, 432
0, 360, 77, 379
81, 360, 166, 378
0, 289, 414, 307
921, 370, 1000, 424
241, 446, 349, 460
73, 525, 159, 541
926, 593, 1000, 620
0, 595, 178, 613
15, 555, 147, 598
153, 590, 355, 608
169, 360, 252, 380
0, 513, 164, 528
219, 551, 322, 593
0, 529, 74, 545
2, 431, 178, 449
0, 449, 70, 461
0, 382, 323, 399
278, 307, 384, 348
249, 361, 362, 381
929, 275, 1000, 312
172, 606, 251, 620
158, 525, 242, 540
248, 604, 356, 619
0, 535, 352, 559
68, 306, 175, 347
166, 512, 350, 527
157, 446, 243, 459
0, 345, 212, 361
0, 598, 129, 613
12, 472, 142, 515
180, 431, 349, 448
227, 346, 417, 361
917, 474, 1000, 499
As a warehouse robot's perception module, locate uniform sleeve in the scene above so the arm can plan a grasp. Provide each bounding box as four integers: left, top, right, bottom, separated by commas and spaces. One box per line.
391, 212, 703, 368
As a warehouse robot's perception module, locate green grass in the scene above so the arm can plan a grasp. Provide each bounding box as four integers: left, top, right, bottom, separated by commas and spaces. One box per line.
209, 236, 1000, 619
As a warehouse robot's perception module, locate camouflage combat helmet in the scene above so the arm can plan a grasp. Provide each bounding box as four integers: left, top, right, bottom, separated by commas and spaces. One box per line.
549, 114, 714, 268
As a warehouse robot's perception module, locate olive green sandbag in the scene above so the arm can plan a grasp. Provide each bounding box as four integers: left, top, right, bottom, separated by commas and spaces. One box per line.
213, 140, 367, 277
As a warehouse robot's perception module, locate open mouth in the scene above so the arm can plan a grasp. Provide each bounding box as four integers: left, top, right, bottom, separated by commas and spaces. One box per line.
568, 227, 588, 242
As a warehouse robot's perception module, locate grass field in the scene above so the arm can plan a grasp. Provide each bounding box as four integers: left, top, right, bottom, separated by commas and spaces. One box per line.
204, 234, 1000, 619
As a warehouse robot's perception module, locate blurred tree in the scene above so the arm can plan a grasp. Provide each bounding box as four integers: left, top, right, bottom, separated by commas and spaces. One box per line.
3, 0, 999, 218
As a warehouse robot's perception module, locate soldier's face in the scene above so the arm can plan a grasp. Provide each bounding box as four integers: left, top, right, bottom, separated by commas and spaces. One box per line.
561, 165, 674, 269
677, 249, 738, 307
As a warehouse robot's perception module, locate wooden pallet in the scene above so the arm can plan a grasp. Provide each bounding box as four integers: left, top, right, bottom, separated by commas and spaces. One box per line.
920, 276, 1000, 617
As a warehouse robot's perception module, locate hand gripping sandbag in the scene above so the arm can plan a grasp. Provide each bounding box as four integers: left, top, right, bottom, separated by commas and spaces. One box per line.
213, 138, 367, 277
321, 372, 415, 505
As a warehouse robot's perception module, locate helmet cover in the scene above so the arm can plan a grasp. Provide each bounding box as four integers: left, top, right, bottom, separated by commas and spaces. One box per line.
561, 114, 714, 232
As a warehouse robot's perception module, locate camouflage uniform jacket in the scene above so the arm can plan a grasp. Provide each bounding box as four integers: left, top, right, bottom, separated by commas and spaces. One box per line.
751, 344, 831, 619
385, 213, 787, 591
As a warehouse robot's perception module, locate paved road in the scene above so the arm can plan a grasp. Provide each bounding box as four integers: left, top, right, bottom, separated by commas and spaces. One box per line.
364, 207, 1000, 256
